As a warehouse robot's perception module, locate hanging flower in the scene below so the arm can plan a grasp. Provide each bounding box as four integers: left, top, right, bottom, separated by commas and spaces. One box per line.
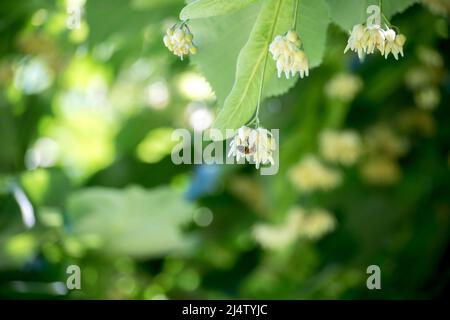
344, 23, 406, 60
250, 128, 277, 169
344, 24, 367, 60
297, 207, 337, 241
288, 155, 342, 192
383, 28, 406, 60
252, 206, 337, 249
320, 130, 362, 166
163, 23, 197, 60
228, 126, 276, 169
324, 73, 363, 102
269, 30, 309, 79
360, 156, 402, 185
364, 24, 385, 54
228, 126, 255, 162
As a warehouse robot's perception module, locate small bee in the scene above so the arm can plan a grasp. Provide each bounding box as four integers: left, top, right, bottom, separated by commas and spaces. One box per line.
237, 144, 256, 156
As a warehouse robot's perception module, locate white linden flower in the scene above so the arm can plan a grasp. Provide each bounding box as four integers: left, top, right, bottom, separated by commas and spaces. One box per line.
383, 28, 406, 60
289, 155, 342, 192
320, 130, 362, 166
252, 206, 337, 249
297, 207, 337, 241
252, 212, 302, 250
269, 30, 309, 79
228, 126, 276, 169
345, 23, 406, 60
163, 25, 197, 60
415, 86, 441, 110
250, 128, 276, 169
228, 126, 255, 162
324, 73, 363, 102
344, 24, 367, 60
360, 156, 402, 185
364, 24, 385, 54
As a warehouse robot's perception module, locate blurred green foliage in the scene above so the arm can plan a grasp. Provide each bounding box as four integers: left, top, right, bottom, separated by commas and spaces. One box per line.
0, 0, 449, 299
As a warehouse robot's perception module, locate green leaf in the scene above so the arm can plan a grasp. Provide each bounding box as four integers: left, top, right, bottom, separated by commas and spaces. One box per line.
381, 0, 419, 19
67, 186, 195, 258
212, 0, 329, 136
189, 1, 262, 105
296, 0, 330, 69
325, 0, 366, 31
212, 0, 296, 136
180, 0, 257, 20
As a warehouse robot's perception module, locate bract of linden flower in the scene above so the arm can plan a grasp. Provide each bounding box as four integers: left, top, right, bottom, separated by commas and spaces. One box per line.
228, 126, 276, 169
269, 30, 309, 79
163, 24, 197, 60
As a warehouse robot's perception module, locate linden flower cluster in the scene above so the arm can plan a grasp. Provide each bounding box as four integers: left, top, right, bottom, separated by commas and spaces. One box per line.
289, 155, 342, 192
163, 24, 197, 60
324, 73, 363, 102
360, 124, 409, 186
252, 212, 302, 250
360, 156, 401, 185
320, 130, 362, 166
296, 207, 337, 241
345, 24, 406, 60
269, 30, 309, 79
228, 126, 276, 169
252, 206, 337, 249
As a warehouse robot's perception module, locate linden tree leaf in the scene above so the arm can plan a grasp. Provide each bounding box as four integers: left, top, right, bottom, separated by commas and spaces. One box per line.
180, 0, 258, 20
189, 1, 262, 105
325, 0, 366, 31
295, 0, 330, 69
211, 0, 296, 136
212, 0, 329, 137
381, 0, 420, 19
67, 186, 195, 258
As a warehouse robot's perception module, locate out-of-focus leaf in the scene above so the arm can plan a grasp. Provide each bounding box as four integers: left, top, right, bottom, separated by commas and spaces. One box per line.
180, 0, 257, 20
67, 186, 195, 258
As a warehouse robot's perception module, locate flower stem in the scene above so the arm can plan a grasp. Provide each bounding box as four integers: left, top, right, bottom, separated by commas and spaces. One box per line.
254, 54, 269, 128
292, 0, 299, 30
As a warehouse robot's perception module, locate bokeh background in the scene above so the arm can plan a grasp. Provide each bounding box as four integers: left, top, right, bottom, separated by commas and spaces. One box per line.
1, 0, 450, 299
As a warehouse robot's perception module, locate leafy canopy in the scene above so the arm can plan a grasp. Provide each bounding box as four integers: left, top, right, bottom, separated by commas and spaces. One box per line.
182, 0, 418, 138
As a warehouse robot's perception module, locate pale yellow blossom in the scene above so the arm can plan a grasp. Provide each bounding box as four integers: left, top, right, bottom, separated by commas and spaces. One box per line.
289, 155, 342, 192
252, 206, 337, 249
360, 157, 401, 185
415, 87, 441, 110
163, 24, 197, 60
324, 73, 363, 102
320, 130, 362, 166
383, 28, 406, 60
269, 30, 309, 79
